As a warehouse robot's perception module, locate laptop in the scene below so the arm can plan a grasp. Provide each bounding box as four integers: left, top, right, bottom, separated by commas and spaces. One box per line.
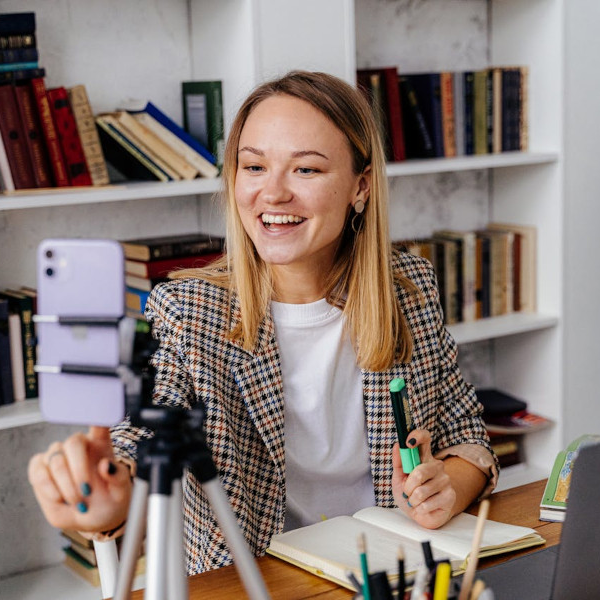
475, 441, 600, 600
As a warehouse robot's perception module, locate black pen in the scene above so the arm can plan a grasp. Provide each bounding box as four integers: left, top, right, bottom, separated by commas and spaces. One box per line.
389, 378, 421, 473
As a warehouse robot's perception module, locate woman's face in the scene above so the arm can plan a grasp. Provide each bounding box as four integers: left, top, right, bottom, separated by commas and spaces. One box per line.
235, 94, 369, 276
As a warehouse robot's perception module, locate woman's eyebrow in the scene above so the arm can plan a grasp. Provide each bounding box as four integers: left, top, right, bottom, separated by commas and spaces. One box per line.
238, 146, 329, 160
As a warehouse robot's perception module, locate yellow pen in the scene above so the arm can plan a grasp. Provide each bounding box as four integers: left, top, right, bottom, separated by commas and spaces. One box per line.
433, 562, 451, 600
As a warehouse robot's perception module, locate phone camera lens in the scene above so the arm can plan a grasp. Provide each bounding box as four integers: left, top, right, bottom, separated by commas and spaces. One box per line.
45, 249, 53, 258
46, 267, 54, 277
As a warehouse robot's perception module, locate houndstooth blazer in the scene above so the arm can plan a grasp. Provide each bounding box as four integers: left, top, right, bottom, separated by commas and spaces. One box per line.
111, 250, 497, 575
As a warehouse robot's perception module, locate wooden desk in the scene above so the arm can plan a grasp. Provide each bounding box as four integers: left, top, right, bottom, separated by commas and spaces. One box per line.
128, 480, 561, 599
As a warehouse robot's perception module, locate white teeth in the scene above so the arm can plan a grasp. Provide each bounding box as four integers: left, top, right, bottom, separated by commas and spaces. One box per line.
261, 214, 304, 224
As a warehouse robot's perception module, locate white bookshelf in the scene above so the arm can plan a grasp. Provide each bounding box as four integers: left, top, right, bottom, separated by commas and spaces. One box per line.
0, 0, 579, 586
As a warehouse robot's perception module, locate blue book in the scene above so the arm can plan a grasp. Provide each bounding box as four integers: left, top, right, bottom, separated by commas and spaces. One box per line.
0, 47, 38, 64
126, 286, 150, 316
0, 12, 36, 35
0, 61, 38, 72
139, 102, 217, 166
0, 299, 15, 405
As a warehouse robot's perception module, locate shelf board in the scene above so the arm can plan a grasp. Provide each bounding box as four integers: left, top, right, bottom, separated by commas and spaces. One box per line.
447, 312, 559, 345
0, 400, 43, 430
0, 178, 222, 211
386, 151, 559, 177
495, 463, 549, 493
0, 151, 558, 211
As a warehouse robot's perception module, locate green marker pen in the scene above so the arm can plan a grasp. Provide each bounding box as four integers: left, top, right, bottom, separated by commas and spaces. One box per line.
389, 377, 421, 473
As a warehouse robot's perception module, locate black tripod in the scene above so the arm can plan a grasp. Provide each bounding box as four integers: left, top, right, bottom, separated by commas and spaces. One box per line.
111, 363, 271, 600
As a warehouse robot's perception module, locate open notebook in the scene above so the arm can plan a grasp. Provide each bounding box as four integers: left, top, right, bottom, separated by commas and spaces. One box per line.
267, 505, 544, 590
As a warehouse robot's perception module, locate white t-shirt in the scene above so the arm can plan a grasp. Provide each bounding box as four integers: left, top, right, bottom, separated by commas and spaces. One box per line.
270, 298, 376, 531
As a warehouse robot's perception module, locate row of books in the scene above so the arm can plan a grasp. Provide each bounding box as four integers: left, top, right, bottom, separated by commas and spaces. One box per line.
123, 232, 225, 320
357, 66, 528, 162
61, 528, 145, 587
0, 11, 223, 193
394, 222, 536, 325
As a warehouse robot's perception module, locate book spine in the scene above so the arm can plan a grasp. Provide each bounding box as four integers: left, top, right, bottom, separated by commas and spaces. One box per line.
0, 12, 36, 35
463, 71, 475, 155
485, 69, 494, 153
13, 80, 53, 187
399, 75, 434, 159
30, 77, 70, 186
0, 33, 36, 51
143, 101, 217, 165
453, 71, 465, 156
440, 72, 456, 157
382, 68, 406, 162
408, 73, 444, 158
125, 252, 222, 278
7, 313, 25, 401
47, 86, 93, 186
0, 125, 15, 191
473, 69, 488, 155
0, 60, 38, 72
0, 47, 38, 64
67, 85, 110, 186
0, 301, 15, 404
491, 67, 503, 154
519, 66, 529, 151
0, 83, 36, 188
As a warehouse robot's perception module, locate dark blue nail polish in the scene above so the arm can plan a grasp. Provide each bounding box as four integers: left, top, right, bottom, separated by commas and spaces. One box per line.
77, 501, 88, 513
108, 461, 117, 475
407, 501, 413, 508
408, 438, 417, 447
402, 492, 408, 499
81, 482, 91, 497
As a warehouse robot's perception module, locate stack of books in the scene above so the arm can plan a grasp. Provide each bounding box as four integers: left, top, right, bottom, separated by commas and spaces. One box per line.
476, 388, 552, 470
0, 10, 108, 192
122, 232, 224, 320
61, 529, 145, 587
394, 222, 536, 325
357, 66, 528, 162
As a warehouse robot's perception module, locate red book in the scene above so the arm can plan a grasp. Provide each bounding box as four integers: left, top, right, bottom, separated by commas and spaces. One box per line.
30, 77, 70, 187
47, 86, 92, 186
125, 252, 222, 278
13, 79, 53, 187
0, 82, 36, 189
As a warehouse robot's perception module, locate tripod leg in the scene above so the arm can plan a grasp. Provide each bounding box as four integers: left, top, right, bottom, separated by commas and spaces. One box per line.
167, 478, 188, 600
203, 478, 271, 600
146, 491, 172, 600
113, 477, 149, 600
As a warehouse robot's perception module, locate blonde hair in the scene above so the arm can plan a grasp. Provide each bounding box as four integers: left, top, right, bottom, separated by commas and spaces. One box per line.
173, 70, 417, 370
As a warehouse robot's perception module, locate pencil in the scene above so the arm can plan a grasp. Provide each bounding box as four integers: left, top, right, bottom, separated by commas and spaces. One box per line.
458, 499, 490, 600
358, 533, 372, 600
469, 579, 486, 600
397, 545, 406, 600
433, 561, 452, 600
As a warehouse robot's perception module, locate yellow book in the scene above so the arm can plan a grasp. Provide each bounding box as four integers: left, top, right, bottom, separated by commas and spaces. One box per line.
267, 506, 544, 591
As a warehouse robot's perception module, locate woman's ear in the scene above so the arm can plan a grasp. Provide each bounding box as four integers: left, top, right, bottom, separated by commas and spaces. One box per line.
355, 165, 371, 209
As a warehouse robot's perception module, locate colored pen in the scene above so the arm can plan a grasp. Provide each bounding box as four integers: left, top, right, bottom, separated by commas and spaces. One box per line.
344, 569, 362, 593
421, 540, 435, 570
358, 533, 372, 600
458, 499, 490, 600
397, 545, 406, 600
432, 562, 451, 600
389, 378, 421, 473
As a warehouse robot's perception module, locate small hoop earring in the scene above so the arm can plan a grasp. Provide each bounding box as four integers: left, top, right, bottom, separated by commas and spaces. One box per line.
351, 212, 364, 234
353, 200, 365, 214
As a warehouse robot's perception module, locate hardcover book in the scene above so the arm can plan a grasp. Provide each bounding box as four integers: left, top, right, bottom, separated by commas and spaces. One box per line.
121, 232, 224, 261
67, 84, 110, 186
0, 12, 36, 35
0, 82, 36, 188
30, 77, 70, 186
13, 79, 53, 187
182, 80, 225, 168
0, 126, 15, 191
47, 86, 92, 186
398, 75, 434, 159
0, 298, 15, 404
125, 252, 222, 278
0, 33, 36, 51
267, 506, 544, 590
439, 71, 456, 157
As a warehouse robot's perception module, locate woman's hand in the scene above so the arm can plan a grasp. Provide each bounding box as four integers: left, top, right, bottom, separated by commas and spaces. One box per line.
28, 427, 132, 534
391, 429, 456, 529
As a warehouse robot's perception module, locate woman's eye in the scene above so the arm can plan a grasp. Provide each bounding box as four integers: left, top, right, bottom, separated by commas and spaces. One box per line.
244, 165, 264, 172
297, 167, 319, 175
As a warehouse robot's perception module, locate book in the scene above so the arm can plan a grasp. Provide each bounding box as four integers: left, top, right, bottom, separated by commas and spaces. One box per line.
125, 274, 168, 293
114, 110, 196, 180
96, 114, 170, 182
0, 33, 36, 51
126, 286, 150, 317
61, 528, 95, 550
63, 546, 145, 587
0, 82, 36, 188
488, 432, 523, 469
398, 75, 434, 159
30, 77, 70, 187
356, 67, 406, 162
67, 84, 110, 186
125, 252, 222, 278
0, 123, 15, 191
473, 69, 488, 155
62, 539, 98, 566
463, 71, 475, 155
182, 79, 225, 168
7, 310, 26, 401
13, 78, 53, 187
439, 71, 456, 157
0, 47, 38, 64
540, 434, 600, 522
453, 71, 465, 156
477, 229, 513, 317
404, 73, 444, 158
47, 86, 92, 186
0, 289, 37, 398
0, 298, 15, 404
134, 101, 217, 167
0, 12, 36, 36
132, 111, 218, 179
121, 232, 224, 261
267, 506, 544, 590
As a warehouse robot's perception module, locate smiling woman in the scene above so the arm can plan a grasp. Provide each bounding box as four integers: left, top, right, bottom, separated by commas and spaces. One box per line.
29, 71, 498, 576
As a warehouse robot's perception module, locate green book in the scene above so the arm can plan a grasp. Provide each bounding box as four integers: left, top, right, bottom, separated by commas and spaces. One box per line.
181, 80, 224, 168
540, 434, 600, 522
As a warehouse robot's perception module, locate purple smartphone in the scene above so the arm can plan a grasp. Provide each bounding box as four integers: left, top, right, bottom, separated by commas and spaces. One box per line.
36, 239, 126, 426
